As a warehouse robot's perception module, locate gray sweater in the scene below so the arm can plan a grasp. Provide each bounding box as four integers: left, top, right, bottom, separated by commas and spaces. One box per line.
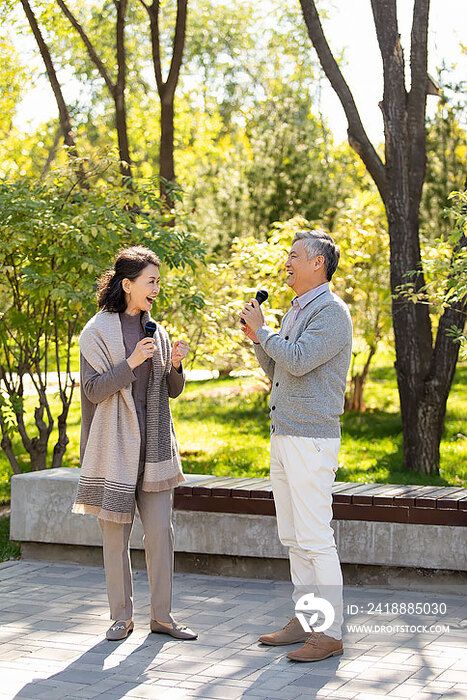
254, 288, 352, 438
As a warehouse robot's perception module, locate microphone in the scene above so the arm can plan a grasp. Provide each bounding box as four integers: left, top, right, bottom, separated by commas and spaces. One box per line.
144, 320, 158, 337
241, 289, 268, 324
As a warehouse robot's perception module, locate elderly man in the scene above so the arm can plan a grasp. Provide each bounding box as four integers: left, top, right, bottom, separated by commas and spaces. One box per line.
240, 229, 352, 662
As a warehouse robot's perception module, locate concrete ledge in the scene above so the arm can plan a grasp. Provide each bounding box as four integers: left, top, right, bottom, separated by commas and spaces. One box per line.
18, 544, 467, 593
10, 469, 467, 573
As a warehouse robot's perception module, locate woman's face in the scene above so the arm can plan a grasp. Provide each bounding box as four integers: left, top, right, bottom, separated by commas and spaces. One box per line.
122, 263, 160, 314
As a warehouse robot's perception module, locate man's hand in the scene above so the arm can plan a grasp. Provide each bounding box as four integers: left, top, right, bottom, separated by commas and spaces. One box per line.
239, 298, 265, 333
171, 339, 190, 370
241, 323, 259, 344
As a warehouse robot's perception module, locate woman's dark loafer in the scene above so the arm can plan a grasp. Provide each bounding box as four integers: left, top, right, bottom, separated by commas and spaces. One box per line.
106, 620, 134, 641
150, 619, 198, 640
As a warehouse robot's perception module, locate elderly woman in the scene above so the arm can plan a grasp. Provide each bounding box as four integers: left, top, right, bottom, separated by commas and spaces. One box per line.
73, 245, 197, 641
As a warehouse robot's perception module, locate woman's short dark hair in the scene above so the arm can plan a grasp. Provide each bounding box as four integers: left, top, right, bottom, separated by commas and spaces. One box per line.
97, 246, 161, 313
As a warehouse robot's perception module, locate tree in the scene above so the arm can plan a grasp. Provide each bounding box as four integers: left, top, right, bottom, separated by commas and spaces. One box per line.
56, 0, 132, 181
421, 72, 467, 241
138, 0, 188, 203
299, 0, 467, 474
331, 192, 392, 412
400, 189, 467, 359
19, 0, 87, 186
0, 158, 205, 473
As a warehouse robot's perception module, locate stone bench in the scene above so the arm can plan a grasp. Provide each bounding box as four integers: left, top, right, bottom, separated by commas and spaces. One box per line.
9, 469, 467, 584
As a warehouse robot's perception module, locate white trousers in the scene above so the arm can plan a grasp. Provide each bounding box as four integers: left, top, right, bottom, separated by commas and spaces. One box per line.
270, 434, 343, 640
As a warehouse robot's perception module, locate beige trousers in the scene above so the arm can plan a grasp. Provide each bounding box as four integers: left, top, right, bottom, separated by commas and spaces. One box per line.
98, 467, 174, 623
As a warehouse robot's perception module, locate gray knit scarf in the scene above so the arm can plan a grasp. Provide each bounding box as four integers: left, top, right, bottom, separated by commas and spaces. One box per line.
73, 309, 185, 523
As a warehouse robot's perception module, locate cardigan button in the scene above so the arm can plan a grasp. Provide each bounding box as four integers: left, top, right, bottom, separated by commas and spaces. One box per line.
275, 382, 279, 387
271, 406, 276, 410
285, 335, 289, 340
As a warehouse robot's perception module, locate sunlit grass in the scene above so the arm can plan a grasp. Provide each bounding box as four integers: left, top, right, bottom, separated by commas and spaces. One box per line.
1, 355, 465, 504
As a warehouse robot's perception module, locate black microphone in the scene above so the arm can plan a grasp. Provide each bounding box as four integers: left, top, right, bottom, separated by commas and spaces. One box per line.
144, 320, 158, 337
241, 289, 269, 324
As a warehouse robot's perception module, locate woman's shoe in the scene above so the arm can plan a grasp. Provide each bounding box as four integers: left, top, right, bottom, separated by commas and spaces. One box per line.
106, 619, 134, 641
150, 619, 198, 640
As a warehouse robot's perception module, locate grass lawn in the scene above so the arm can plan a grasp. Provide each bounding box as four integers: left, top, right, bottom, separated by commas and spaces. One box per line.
0, 514, 20, 562
1, 354, 466, 562
1, 354, 466, 508
171, 361, 467, 488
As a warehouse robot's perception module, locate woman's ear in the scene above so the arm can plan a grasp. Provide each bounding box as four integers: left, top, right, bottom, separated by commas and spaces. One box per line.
122, 278, 131, 294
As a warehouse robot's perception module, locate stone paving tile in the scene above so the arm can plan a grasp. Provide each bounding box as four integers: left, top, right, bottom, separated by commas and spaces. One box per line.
0, 562, 466, 699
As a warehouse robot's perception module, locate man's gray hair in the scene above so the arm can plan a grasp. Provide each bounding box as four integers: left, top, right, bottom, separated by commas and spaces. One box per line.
292, 229, 340, 281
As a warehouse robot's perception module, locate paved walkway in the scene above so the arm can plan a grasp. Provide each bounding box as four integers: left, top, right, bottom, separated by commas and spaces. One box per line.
3, 369, 220, 398
0, 561, 465, 699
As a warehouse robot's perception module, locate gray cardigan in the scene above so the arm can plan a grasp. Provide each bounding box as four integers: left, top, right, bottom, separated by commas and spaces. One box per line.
254, 289, 352, 438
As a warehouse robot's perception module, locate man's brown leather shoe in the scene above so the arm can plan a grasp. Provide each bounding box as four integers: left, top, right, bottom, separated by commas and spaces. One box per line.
287, 631, 343, 661
259, 617, 312, 646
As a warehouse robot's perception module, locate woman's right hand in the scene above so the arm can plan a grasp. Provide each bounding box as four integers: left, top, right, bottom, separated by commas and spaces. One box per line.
127, 338, 155, 369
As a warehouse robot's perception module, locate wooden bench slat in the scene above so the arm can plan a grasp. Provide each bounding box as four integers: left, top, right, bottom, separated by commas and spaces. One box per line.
174, 475, 467, 524
373, 485, 421, 505
231, 479, 268, 497
332, 482, 362, 494
352, 484, 396, 504
333, 483, 379, 503
416, 487, 467, 508
397, 485, 447, 506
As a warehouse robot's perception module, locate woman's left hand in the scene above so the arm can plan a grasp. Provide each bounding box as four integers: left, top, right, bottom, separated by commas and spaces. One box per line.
171, 339, 190, 369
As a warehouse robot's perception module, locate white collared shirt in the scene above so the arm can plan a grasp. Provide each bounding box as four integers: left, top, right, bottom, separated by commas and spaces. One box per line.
289, 282, 330, 328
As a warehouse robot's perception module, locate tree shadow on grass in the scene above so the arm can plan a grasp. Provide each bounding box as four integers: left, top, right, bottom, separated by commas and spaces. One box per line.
342, 408, 402, 440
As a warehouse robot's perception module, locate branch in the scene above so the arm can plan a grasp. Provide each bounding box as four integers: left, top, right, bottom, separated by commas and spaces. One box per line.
115, 0, 128, 98
56, 0, 115, 93
407, 0, 430, 217
165, 0, 188, 96
0, 415, 21, 475
408, 0, 430, 139
299, 0, 387, 200
141, 0, 164, 93
40, 124, 61, 180
369, 0, 408, 130
431, 233, 467, 386
20, 0, 78, 154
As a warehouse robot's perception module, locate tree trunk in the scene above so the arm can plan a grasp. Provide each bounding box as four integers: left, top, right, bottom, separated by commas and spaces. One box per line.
398, 380, 445, 474
143, 0, 188, 206
114, 0, 132, 181
21, 0, 87, 187
29, 400, 53, 471
0, 425, 20, 475
160, 97, 175, 195
51, 409, 70, 468
345, 374, 365, 413
57, 0, 132, 182
40, 124, 61, 179
114, 89, 132, 181
344, 345, 376, 413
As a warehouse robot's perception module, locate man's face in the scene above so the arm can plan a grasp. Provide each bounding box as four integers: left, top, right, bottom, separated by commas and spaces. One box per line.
285, 240, 325, 295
